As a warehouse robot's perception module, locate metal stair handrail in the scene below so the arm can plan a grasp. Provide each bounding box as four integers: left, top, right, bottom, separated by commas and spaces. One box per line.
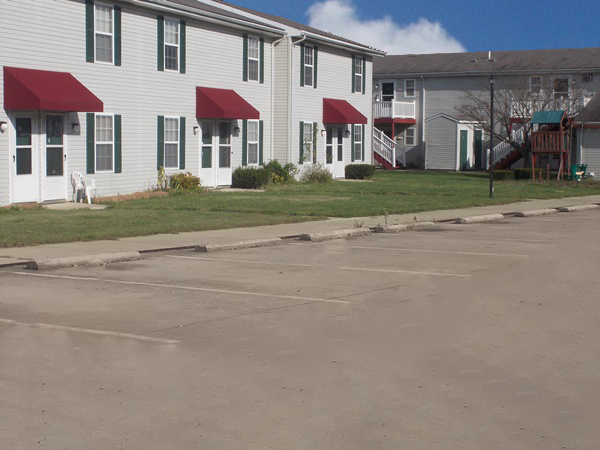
373, 127, 405, 168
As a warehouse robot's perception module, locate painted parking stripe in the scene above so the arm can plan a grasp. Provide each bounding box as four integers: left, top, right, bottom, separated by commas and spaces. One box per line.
166, 255, 469, 278
12, 272, 350, 305
0, 317, 180, 344
349, 245, 530, 258
398, 234, 552, 243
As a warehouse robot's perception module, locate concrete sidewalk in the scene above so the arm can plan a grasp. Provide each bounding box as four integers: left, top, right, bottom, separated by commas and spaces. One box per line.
2, 194, 600, 266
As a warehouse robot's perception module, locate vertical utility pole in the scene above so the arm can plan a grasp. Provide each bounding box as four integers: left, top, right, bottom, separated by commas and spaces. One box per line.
489, 75, 495, 198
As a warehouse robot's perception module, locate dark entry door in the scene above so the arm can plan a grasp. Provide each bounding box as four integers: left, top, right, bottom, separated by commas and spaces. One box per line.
459, 130, 468, 170
474, 130, 483, 169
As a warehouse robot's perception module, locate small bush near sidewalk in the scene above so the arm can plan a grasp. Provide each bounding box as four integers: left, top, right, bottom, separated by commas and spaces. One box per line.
263, 160, 298, 184
169, 172, 202, 192
232, 166, 270, 189
345, 164, 376, 180
492, 170, 513, 181
300, 163, 333, 183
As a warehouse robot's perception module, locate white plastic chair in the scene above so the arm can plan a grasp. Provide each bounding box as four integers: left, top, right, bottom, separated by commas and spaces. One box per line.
70, 172, 95, 204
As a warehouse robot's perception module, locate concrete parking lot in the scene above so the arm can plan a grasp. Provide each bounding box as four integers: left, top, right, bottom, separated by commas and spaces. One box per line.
1, 210, 600, 449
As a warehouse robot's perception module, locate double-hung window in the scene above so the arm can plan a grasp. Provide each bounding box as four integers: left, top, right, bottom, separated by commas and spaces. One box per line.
247, 120, 260, 165
553, 78, 569, 100
353, 55, 365, 94
94, 4, 113, 63
304, 46, 314, 86
353, 125, 363, 161
530, 76, 542, 95
303, 122, 313, 163
404, 127, 416, 146
164, 18, 180, 71
95, 114, 114, 172
404, 79, 416, 98
248, 36, 260, 82
164, 117, 179, 168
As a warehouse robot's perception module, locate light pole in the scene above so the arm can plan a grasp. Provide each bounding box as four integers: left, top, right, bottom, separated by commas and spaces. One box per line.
489, 75, 495, 198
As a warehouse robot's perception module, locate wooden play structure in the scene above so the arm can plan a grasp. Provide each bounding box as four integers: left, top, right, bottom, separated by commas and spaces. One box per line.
530, 110, 572, 181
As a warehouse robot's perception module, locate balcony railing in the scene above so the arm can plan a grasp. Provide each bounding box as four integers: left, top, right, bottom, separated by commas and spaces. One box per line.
374, 100, 416, 119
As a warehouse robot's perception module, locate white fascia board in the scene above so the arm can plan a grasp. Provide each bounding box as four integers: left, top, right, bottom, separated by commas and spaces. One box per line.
296, 32, 386, 57
126, 0, 285, 37
376, 68, 600, 78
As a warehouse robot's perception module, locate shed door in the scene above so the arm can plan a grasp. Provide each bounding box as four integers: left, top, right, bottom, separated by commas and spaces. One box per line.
474, 130, 483, 169
459, 130, 469, 170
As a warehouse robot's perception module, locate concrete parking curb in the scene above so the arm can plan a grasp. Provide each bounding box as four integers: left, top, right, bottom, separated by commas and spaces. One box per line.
514, 209, 559, 217
373, 222, 437, 233
558, 204, 599, 212
299, 228, 371, 242
26, 252, 141, 271
196, 238, 283, 253
455, 214, 505, 224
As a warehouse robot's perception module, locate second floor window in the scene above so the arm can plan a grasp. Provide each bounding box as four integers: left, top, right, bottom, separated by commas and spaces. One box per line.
95, 4, 113, 63
354, 56, 363, 93
553, 78, 569, 99
404, 79, 415, 98
530, 76, 542, 95
164, 18, 180, 71
304, 46, 314, 87
248, 36, 260, 82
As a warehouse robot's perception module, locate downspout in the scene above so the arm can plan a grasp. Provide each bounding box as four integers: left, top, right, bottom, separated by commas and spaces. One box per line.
289, 33, 307, 164
421, 75, 426, 169
271, 34, 286, 162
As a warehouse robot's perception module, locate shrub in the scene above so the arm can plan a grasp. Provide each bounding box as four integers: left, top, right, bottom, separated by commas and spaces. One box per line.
492, 170, 513, 181
263, 160, 298, 184
300, 163, 333, 183
513, 168, 534, 180
232, 166, 270, 189
345, 164, 376, 180
169, 172, 202, 192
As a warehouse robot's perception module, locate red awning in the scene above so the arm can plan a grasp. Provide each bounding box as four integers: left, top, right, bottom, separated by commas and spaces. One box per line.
323, 98, 367, 124
196, 87, 259, 120
3, 67, 103, 112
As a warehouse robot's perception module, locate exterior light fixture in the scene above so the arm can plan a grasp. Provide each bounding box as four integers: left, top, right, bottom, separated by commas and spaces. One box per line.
193, 126, 199, 135
345, 129, 351, 138
72, 123, 80, 133
0, 121, 8, 133
233, 126, 240, 136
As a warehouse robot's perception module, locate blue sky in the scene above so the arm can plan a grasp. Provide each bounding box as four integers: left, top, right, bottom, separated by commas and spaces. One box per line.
231, 0, 600, 54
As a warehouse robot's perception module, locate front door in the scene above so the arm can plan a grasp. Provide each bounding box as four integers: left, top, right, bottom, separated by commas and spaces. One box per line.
44, 114, 66, 201
325, 126, 346, 178
459, 130, 469, 170
380, 81, 395, 102
199, 120, 215, 187
325, 125, 335, 175
12, 115, 37, 203
335, 126, 345, 178
217, 121, 232, 186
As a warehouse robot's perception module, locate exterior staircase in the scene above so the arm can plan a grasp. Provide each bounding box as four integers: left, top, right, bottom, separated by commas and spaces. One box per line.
373, 127, 405, 169
491, 127, 525, 170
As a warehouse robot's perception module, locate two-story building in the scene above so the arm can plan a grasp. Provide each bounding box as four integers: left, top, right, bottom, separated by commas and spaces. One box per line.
373, 48, 600, 171
0, 0, 383, 206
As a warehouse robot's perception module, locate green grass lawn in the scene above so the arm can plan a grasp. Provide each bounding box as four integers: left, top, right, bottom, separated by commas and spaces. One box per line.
2, 170, 600, 248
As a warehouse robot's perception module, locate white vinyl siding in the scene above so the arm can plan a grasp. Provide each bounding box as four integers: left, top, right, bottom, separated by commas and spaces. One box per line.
353, 125, 362, 161
94, 3, 113, 63
247, 120, 259, 165
95, 114, 114, 172
164, 117, 179, 168
247, 36, 260, 82
304, 45, 314, 87
164, 18, 179, 71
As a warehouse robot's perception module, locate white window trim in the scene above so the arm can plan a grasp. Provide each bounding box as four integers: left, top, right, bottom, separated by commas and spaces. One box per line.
582, 74, 593, 83
354, 56, 363, 94
379, 80, 396, 102
95, 113, 114, 173
164, 17, 180, 72
529, 76, 542, 95
247, 120, 260, 165
247, 35, 260, 83
552, 76, 571, 99
302, 121, 314, 164
404, 79, 416, 98
94, 2, 114, 65
164, 116, 180, 169
353, 124, 363, 161
404, 127, 416, 147
304, 45, 314, 88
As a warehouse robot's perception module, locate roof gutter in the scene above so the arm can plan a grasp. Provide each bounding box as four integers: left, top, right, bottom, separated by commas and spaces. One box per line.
376, 67, 600, 78
295, 31, 386, 57
126, 0, 285, 37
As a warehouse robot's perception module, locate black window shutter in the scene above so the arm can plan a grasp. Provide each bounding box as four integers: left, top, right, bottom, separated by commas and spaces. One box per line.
299, 121, 304, 164
351, 124, 355, 162
157, 115, 164, 169
179, 21, 186, 74
242, 34, 248, 82
313, 46, 318, 89
114, 115, 122, 173
179, 117, 186, 169
157, 16, 164, 71
361, 124, 366, 161
259, 120, 264, 164
351, 55, 356, 93
114, 6, 121, 66
85, 0, 94, 63
86, 113, 95, 173
259, 38, 265, 84
300, 44, 305, 87
362, 57, 367, 94
242, 120, 248, 166
313, 122, 318, 163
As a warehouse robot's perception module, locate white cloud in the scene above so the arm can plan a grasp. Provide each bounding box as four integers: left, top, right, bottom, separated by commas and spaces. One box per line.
306, 0, 466, 55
